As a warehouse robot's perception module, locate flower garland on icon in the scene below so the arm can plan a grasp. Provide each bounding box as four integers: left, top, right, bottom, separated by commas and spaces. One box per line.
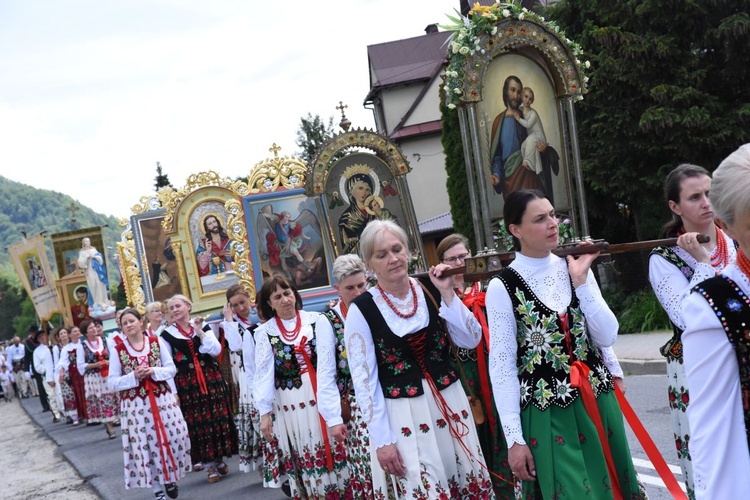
441, 1, 590, 109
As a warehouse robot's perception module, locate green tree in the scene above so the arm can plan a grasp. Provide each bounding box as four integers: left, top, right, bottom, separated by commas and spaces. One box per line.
440, 91, 475, 248
0, 276, 24, 341
295, 113, 335, 164
546, 0, 750, 242
12, 294, 37, 338
154, 161, 173, 190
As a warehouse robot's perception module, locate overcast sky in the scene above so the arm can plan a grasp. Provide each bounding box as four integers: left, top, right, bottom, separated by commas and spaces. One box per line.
0, 0, 459, 220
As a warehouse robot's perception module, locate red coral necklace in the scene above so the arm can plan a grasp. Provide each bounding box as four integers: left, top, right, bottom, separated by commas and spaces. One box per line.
276, 312, 302, 342
737, 250, 750, 280
710, 227, 729, 269
377, 280, 418, 319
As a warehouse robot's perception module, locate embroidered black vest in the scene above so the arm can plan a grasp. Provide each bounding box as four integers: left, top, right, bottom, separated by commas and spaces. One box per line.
497, 267, 614, 411
114, 335, 170, 401
693, 275, 750, 452
160, 329, 220, 375
651, 246, 695, 361
269, 322, 317, 391
81, 339, 110, 376
324, 308, 351, 395
353, 279, 459, 399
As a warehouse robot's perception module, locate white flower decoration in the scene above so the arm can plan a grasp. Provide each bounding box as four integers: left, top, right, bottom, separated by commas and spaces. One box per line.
518, 13, 525, 20
453, 87, 462, 94
459, 46, 469, 55
585, 60, 591, 68
502, 9, 510, 18
447, 103, 456, 110
491, 26, 498, 35
555, 378, 574, 403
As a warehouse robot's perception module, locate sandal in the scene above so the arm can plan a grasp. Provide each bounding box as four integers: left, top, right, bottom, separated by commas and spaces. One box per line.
154, 492, 166, 500
106, 427, 117, 439
165, 482, 178, 499
207, 467, 220, 483
217, 462, 228, 475
192, 462, 204, 472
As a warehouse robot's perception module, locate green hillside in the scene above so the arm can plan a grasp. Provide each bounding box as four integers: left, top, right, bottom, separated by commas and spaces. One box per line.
0, 175, 123, 286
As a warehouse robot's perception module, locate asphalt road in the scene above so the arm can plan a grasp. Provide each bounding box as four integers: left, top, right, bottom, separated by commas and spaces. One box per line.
21, 373, 680, 500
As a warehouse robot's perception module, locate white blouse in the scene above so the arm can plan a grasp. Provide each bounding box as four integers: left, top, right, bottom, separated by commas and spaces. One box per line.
649, 232, 735, 331
682, 264, 750, 499
486, 253, 618, 448
316, 302, 347, 427
253, 310, 320, 416
162, 325, 222, 357
55, 341, 80, 374
76, 338, 109, 375
344, 278, 482, 449
218, 315, 258, 389
107, 336, 177, 392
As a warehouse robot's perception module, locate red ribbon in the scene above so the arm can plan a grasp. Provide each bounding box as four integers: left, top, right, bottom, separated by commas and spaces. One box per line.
294, 336, 335, 472
615, 384, 687, 500
460, 289, 497, 438
176, 323, 207, 395
96, 351, 109, 378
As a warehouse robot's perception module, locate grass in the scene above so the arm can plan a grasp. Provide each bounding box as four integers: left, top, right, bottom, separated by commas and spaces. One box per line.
603, 287, 671, 334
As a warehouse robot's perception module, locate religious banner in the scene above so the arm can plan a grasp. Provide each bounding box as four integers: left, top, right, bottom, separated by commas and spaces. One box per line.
8, 233, 62, 321
443, 2, 590, 249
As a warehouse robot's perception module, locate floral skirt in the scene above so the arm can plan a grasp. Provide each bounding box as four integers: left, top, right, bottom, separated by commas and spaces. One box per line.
175, 362, 237, 465
120, 391, 191, 489
385, 380, 494, 499
84, 371, 120, 423
60, 375, 78, 417
260, 413, 288, 489
520, 391, 646, 499
665, 355, 694, 499
346, 394, 395, 499
273, 373, 350, 498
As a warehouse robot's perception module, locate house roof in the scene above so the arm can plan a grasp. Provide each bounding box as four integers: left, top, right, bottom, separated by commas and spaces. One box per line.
419, 211, 454, 235
390, 119, 442, 139
366, 30, 451, 101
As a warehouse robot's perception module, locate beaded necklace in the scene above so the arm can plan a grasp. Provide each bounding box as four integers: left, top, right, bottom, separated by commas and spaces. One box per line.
275, 311, 302, 342
377, 280, 418, 319
710, 227, 730, 269
737, 250, 750, 281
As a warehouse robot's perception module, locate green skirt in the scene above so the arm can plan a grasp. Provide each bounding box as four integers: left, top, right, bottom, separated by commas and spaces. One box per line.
520, 391, 645, 499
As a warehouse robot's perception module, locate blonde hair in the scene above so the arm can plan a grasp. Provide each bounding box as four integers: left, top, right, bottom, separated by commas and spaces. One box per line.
145, 301, 164, 315
167, 294, 192, 310
711, 144, 750, 226
359, 220, 409, 266
522, 87, 534, 103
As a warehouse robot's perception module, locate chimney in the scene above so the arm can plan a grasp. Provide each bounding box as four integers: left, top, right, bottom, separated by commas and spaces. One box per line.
424, 23, 438, 34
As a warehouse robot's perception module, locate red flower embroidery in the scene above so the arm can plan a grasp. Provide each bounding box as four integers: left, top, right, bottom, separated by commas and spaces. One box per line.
401, 427, 412, 437
390, 387, 401, 397
555, 435, 565, 445
419, 423, 430, 433
530, 437, 538, 448
406, 386, 418, 396
441, 376, 450, 385
436, 418, 447, 428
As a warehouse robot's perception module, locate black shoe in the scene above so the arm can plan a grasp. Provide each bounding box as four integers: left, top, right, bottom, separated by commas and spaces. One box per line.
42, 408, 50, 412
52, 416, 60, 423
281, 480, 292, 497
154, 492, 166, 500
165, 483, 178, 499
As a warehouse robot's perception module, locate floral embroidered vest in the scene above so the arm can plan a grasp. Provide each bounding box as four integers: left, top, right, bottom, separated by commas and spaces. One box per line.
498, 267, 614, 411
81, 340, 110, 375
269, 323, 317, 391
160, 329, 219, 375
651, 246, 694, 361
113, 335, 170, 401
693, 275, 750, 452
324, 308, 351, 395
354, 279, 459, 399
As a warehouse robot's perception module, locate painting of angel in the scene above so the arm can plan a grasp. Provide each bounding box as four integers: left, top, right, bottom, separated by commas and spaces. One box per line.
253, 197, 329, 290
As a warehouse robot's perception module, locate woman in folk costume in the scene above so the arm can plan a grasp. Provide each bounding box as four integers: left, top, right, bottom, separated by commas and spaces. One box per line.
51, 326, 77, 424
255, 275, 351, 498
436, 234, 516, 499
317, 254, 394, 499
214, 284, 264, 474
108, 308, 190, 500
486, 189, 644, 499
648, 163, 736, 498
59, 325, 86, 424
160, 294, 237, 484
76, 319, 120, 438
345, 220, 494, 499
682, 144, 750, 498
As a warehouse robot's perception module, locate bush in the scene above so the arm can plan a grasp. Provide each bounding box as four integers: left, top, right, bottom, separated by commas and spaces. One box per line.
603, 287, 670, 334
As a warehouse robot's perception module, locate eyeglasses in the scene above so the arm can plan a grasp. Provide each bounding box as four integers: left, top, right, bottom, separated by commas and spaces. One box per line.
442, 252, 470, 264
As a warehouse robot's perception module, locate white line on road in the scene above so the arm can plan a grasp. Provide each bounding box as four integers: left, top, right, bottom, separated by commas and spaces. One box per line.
632, 457, 682, 475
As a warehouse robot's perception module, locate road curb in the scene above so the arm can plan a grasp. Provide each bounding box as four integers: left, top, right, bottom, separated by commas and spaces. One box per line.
620, 359, 666, 376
